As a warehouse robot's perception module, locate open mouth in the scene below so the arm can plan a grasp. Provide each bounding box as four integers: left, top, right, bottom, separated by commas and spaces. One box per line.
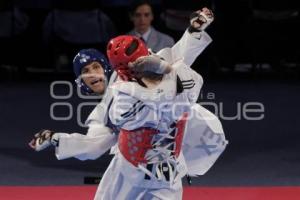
90, 78, 103, 86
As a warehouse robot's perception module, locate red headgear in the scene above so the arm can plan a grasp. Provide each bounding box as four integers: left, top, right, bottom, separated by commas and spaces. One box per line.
107, 35, 148, 80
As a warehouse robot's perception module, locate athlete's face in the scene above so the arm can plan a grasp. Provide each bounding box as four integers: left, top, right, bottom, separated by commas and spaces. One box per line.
131, 4, 153, 34
81, 61, 106, 94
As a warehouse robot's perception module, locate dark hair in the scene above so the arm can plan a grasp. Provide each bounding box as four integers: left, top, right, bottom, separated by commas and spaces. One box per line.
129, 0, 153, 15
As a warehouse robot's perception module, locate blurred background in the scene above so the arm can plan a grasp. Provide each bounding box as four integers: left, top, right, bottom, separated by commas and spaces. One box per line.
1, 0, 300, 189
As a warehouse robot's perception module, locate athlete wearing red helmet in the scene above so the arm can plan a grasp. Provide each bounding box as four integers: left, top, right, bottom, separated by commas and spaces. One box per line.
103, 8, 227, 200
107, 35, 148, 80
107, 35, 173, 83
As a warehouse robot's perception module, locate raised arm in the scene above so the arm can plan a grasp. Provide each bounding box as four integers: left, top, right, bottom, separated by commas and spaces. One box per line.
29, 102, 117, 161
157, 7, 214, 67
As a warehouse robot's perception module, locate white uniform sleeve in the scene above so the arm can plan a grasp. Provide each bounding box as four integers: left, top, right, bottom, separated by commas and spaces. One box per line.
54, 105, 117, 160
157, 30, 212, 67
54, 124, 117, 160
54, 85, 118, 160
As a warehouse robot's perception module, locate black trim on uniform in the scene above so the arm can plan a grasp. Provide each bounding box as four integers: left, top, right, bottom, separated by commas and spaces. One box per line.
182, 78, 195, 89
183, 83, 196, 89
106, 98, 119, 133
121, 101, 145, 119
144, 164, 153, 180
176, 75, 184, 94
123, 104, 145, 119
121, 100, 142, 117
181, 79, 193, 83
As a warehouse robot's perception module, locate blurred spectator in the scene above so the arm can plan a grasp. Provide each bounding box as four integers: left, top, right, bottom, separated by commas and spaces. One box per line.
43, 10, 116, 45
43, 0, 116, 46
42, 0, 116, 70
127, 0, 174, 52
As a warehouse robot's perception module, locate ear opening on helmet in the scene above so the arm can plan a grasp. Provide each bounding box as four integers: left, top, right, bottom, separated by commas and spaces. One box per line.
106, 35, 149, 81
125, 39, 139, 56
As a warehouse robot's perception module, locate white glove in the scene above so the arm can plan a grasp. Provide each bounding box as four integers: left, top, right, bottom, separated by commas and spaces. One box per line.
189, 7, 214, 32
128, 54, 171, 78
29, 130, 59, 151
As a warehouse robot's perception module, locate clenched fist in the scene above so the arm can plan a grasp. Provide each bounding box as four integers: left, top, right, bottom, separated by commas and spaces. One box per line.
29, 129, 59, 151
190, 7, 214, 32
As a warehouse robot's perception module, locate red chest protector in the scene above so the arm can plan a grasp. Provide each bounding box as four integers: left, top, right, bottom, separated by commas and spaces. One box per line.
118, 112, 188, 167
